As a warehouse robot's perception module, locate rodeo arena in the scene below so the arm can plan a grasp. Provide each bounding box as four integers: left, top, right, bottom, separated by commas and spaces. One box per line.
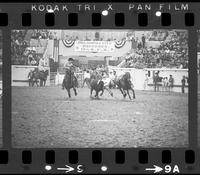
11, 30, 189, 148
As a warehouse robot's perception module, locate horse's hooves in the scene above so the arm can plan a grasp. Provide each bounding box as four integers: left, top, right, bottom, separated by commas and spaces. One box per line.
95, 95, 99, 99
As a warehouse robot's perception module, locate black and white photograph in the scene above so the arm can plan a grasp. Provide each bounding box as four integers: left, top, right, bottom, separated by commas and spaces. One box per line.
11, 30, 188, 148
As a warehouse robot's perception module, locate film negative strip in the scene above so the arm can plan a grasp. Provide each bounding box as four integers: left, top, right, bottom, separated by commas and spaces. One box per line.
0, 1, 199, 174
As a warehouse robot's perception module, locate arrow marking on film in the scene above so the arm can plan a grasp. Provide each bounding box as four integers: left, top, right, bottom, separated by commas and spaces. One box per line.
145, 165, 163, 173
57, 165, 75, 173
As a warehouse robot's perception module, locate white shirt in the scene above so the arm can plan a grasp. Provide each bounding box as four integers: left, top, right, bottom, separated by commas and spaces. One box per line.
38, 59, 45, 71
84, 72, 90, 79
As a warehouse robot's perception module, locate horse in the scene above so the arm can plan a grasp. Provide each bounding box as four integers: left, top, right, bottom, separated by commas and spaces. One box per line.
114, 72, 136, 100
90, 78, 104, 98
31, 69, 49, 87
63, 69, 78, 98
89, 71, 114, 98
28, 70, 35, 87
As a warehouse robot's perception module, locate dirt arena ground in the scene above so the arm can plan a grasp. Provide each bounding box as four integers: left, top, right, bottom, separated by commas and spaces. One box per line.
12, 86, 188, 148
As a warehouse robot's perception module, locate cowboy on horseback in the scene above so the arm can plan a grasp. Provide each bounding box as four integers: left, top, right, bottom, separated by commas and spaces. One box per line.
62, 57, 78, 90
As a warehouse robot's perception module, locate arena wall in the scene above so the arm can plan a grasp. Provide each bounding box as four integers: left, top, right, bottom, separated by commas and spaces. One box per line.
108, 66, 188, 93
12, 65, 50, 86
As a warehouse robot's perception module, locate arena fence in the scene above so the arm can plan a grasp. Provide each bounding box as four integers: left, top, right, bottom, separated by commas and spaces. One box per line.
11, 65, 188, 93
108, 66, 188, 93
12, 65, 50, 86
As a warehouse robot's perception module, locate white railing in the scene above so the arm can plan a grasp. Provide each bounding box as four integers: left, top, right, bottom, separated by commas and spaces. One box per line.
12, 65, 50, 86
108, 66, 188, 93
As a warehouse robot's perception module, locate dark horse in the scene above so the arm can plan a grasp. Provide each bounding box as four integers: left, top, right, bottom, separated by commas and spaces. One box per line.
63, 69, 78, 98
89, 73, 104, 98
29, 69, 49, 87
33, 69, 49, 87
115, 72, 136, 100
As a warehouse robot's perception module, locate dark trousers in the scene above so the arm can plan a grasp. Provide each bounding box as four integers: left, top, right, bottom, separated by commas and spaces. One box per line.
82, 78, 90, 88
28, 79, 32, 87
154, 83, 159, 92
182, 85, 185, 93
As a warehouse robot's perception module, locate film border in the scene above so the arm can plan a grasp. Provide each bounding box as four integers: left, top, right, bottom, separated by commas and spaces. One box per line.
0, 2, 199, 174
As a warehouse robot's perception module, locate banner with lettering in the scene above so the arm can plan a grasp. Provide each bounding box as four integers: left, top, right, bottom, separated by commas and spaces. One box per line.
74, 41, 115, 52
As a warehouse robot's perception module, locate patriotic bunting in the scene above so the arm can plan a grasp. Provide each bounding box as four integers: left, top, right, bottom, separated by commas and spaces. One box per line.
115, 40, 126, 48
62, 40, 75, 47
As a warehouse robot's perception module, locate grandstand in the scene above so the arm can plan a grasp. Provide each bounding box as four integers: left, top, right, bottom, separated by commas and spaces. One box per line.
117, 30, 188, 69
11, 30, 51, 66
11, 30, 188, 69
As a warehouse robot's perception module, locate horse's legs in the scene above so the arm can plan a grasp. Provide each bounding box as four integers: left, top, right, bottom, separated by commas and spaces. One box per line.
36, 80, 39, 87
40, 80, 43, 87
67, 89, 71, 98
95, 90, 99, 98
73, 87, 77, 96
90, 88, 93, 97
119, 88, 126, 98
105, 87, 113, 97
127, 90, 131, 100
100, 89, 104, 96
131, 88, 136, 99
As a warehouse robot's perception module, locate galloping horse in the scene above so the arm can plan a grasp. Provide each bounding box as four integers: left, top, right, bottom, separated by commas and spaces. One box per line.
115, 72, 136, 100
63, 69, 78, 98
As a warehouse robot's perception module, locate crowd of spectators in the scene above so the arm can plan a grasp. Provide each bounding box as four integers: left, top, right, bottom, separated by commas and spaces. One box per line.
31, 30, 54, 40
11, 30, 29, 65
123, 31, 188, 69
11, 30, 51, 65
